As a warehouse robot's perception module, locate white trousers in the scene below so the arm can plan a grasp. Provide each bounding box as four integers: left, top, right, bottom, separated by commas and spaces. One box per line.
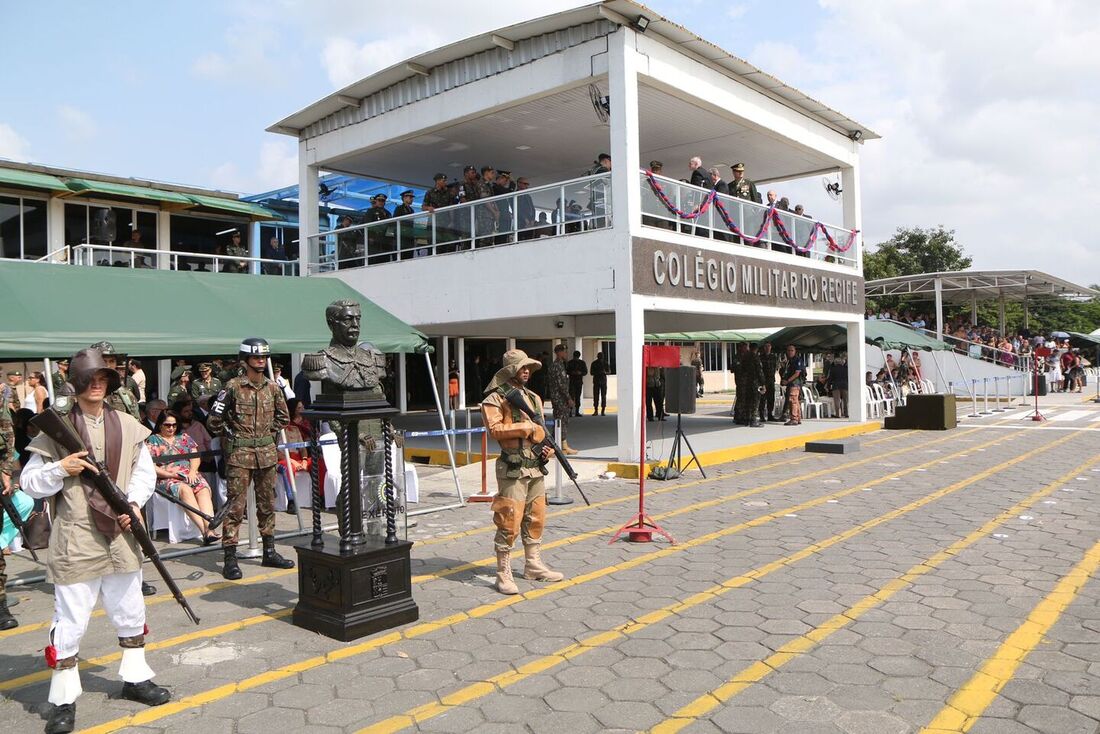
52, 571, 146, 659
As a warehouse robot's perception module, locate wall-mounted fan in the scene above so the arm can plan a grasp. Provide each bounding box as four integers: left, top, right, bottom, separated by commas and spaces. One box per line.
589, 83, 610, 123
822, 177, 843, 201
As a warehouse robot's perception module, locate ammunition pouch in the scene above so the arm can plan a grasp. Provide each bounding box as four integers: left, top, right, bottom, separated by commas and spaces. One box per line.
500, 448, 548, 479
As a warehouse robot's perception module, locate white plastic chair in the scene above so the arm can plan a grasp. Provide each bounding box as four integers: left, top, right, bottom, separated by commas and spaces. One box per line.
872, 384, 896, 416
319, 431, 341, 508
148, 489, 202, 544
863, 385, 881, 418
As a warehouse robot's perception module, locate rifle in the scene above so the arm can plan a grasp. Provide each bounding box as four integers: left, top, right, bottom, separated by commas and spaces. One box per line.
154, 487, 228, 530
0, 490, 38, 562
31, 408, 201, 625
504, 388, 590, 506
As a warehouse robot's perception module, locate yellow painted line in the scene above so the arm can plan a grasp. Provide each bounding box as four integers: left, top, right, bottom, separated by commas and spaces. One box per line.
652, 440, 1098, 733
77, 430, 1005, 733
357, 430, 1058, 733
412, 429, 974, 584
921, 550, 1100, 729
607, 420, 880, 478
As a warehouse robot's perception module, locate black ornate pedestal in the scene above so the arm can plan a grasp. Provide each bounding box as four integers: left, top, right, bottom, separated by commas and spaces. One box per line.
292, 394, 419, 641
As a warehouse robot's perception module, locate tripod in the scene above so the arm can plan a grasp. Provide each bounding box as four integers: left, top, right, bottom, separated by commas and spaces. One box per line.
664, 412, 705, 478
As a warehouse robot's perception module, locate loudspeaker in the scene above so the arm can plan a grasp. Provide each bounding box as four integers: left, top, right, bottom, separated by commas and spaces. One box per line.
662, 366, 697, 414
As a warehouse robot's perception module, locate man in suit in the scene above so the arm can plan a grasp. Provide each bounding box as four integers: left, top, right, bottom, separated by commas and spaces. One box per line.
688, 156, 707, 189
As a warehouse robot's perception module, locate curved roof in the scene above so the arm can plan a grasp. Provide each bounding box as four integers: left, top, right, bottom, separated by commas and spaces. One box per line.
865, 270, 1099, 304
270, 0, 878, 142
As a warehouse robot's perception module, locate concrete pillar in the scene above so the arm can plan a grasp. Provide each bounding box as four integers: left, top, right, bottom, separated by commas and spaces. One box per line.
506, 337, 516, 352
934, 278, 944, 342
721, 341, 729, 390
846, 319, 867, 421
437, 337, 450, 412
156, 211, 172, 270
456, 337, 466, 409
840, 161, 862, 271
47, 197, 65, 260
157, 359, 170, 402
297, 147, 319, 277
397, 352, 408, 414
580, 337, 597, 402
970, 294, 978, 326
998, 293, 1006, 336
614, 297, 644, 462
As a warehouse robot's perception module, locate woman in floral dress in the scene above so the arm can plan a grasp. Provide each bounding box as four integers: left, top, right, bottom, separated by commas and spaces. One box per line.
146, 410, 217, 544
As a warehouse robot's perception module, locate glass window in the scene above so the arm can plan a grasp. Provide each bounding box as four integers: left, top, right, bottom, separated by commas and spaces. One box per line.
64, 203, 88, 247
22, 198, 47, 259
0, 196, 20, 259
170, 214, 248, 272
136, 211, 157, 248
600, 340, 616, 375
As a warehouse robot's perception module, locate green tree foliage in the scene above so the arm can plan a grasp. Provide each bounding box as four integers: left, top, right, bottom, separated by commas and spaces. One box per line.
864, 226, 972, 282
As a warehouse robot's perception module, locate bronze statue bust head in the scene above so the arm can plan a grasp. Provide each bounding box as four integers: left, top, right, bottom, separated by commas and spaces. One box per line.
302, 299, 387, 396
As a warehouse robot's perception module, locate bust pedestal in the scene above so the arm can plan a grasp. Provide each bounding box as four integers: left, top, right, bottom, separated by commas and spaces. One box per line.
292, 393, 418, 641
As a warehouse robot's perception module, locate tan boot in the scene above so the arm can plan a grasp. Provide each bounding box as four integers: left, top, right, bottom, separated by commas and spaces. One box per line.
495, 550, 518, 595
523, 544, 564, 582
561, 441, 579, 456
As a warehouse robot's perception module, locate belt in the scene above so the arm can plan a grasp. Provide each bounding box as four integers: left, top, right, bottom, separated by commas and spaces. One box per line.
228, 435, 275, 449
500, 448, 542, 469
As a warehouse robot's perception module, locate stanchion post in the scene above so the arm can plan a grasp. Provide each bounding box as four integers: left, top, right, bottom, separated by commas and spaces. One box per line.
465, 408, 472, 463
240, 484, 262, 558
547, 418, 573, 506
968, 379, 981, 418
980, 378, 992, 415
992, 376, 1005, 412
466, 427, 494, 503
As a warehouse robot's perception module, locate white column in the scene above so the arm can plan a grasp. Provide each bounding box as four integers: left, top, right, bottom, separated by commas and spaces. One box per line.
608, 26, 643, 462
840, 160, 863, 270
970, 294, 978, 326
846, 319, 866, 421
456, 337, 466, 409
580, 337, 597, 402
248, 221, 262, 275
157, 359, 170, 402
614, 296, 644, 462
438, 337, 450, 412
934, 278, 944, 341
721, 342, 729, 390
506, 337, 516, 352
397, 352, 408, 414
998, 293, 1006, 335
297, 145, 319, 278
156, 211, 172, 270
47, 197, 65, 261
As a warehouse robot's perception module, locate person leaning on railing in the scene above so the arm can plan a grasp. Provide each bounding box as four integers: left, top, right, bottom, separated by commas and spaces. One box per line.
422, 173, 456, 254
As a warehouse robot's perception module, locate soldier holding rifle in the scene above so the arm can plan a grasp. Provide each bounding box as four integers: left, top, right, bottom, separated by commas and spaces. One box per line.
481, 350, 565, 596
0, 421, 20, 630
20, 348, 170, 734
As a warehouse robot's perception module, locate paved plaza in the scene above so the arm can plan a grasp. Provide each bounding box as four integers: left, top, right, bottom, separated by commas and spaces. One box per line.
3, 399, 1100, 733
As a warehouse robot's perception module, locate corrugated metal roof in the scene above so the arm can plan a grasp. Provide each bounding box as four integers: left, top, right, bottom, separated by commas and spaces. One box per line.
270, 0, 878, 143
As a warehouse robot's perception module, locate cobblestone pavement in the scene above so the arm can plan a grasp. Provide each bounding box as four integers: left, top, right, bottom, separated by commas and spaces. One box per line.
2, 420, 1100, 734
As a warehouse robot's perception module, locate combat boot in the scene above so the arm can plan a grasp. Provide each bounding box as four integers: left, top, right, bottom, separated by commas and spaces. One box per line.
45, 703, 76, 734
222, 546, 242, 580
522, 544, 564, 582
261, 537, 294, 569
495, 550, 518, 595
0, 598, 16, 630
561, 441, 579, 456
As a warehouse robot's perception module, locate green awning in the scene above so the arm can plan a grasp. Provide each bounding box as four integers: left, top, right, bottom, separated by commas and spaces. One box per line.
185, 193, 281, 221
764, 322, 952, 351
64, 178, 193, 205
1068, 332, 1100, 350
0, 167, 70, 192
0, 261, 429, 358
865, 321, 952, 352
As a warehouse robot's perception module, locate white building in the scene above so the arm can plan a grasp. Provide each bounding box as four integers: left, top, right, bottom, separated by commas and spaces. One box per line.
271, 0, 877, 461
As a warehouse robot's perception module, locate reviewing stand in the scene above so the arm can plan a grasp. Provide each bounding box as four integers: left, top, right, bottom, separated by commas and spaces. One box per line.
293, 392, 419, 641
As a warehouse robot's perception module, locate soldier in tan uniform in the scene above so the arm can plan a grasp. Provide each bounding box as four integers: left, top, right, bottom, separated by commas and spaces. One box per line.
481, 350, 564, 595
21, 349, 170, 734
207, 337, 293, 580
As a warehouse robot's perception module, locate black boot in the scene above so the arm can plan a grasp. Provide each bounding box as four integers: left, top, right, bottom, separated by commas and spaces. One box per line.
261, 537, 294, 569
141, 582, 156, 596
0, 599, 16, 631
45, 703, 75, 734
222, 546, 242, 580
285, 500, 297, 515
120, 680, 171, 706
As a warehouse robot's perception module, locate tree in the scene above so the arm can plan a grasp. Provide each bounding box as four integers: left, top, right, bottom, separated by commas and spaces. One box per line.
864, 225, 971, 282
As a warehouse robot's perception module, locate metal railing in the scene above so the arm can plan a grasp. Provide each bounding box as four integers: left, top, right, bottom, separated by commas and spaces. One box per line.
305, 172, 612, 273
69, 243, 299, 276
639, 172, 859, 268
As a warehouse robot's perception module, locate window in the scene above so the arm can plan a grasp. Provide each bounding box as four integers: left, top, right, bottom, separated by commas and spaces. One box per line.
702, 342, 723, 371
170, 214, 249, 272
599, 341, 616, 375
0, 194, 50, 259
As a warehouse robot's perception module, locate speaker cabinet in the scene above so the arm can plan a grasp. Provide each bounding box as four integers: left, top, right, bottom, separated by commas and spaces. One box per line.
662, 366, 697, 415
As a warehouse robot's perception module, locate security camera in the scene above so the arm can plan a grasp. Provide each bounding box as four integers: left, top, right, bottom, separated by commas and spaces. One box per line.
555, 320, 565, 329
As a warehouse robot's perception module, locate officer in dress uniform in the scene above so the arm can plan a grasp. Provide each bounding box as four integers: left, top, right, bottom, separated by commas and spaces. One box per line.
481, 350, 563, 595
207, 338, 293, 580
21, 349, 170, 734
392, 189, 417, 259
363, 194, 393, 264
729, 162, 760, 203
190, 363, 223, 403
422, 173, 456, 253
52, 359, 70, 395
166, 366, 192, 408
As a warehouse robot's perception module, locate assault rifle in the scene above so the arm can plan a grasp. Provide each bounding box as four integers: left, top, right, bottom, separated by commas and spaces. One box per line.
0, 490, 38, 562
31, 408, 201, 625
504, 388, 590, 506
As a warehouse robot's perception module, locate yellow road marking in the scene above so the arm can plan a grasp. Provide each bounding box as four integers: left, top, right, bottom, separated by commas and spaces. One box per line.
411, 429, 970, 584
77, 430, 1003, 733
921, 551, 1100, 731
355, 430, 1060, 734
652, 443, 1100, 733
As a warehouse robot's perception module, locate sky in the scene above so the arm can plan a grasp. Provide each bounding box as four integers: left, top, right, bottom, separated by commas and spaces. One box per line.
1, 0, 1097, 285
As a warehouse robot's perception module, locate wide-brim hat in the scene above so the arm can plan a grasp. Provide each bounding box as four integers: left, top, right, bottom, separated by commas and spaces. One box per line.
486, 349, 541, 393
70, 348, 122, 395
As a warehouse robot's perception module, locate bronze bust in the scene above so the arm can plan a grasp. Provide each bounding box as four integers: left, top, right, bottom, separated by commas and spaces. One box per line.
302, 300, 387, 396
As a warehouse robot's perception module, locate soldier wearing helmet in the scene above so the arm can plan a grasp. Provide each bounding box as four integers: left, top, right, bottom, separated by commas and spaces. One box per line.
206, 338, 292, 579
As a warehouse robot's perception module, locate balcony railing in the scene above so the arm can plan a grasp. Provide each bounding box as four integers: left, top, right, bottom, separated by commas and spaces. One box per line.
306, 172, 612, 273
68, 244, 298, 276
640, 172, 859, 268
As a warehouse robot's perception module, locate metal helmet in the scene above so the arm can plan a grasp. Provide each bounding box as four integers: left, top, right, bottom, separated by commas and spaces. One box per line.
89, 340, 118, 355
239, 337, 271, 361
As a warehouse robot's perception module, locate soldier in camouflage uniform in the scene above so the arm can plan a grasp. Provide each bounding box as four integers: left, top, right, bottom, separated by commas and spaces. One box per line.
481, 350, 563, 595
190, 363, 222, 403
545, 345, 578, 455
0, 425, 17, 630
207, 337, 292, 580
740, 343, 766, 428
759, 342, 780, 422
166, 366, 192, 408
218, 359, 241, 386
223, 231, 248, 273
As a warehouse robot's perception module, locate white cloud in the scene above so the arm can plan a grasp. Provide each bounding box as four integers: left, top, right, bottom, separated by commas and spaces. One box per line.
322, 32, 446, 88
208, 139, 298, 193
192, 51, 230, 79
57, 106, 97, 143
0, 123, 31, 161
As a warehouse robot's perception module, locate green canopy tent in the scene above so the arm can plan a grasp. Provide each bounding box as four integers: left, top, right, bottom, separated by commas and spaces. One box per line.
762, 324, 848, 350
1067, 332, 1100, 403
0, 261, 429, 358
